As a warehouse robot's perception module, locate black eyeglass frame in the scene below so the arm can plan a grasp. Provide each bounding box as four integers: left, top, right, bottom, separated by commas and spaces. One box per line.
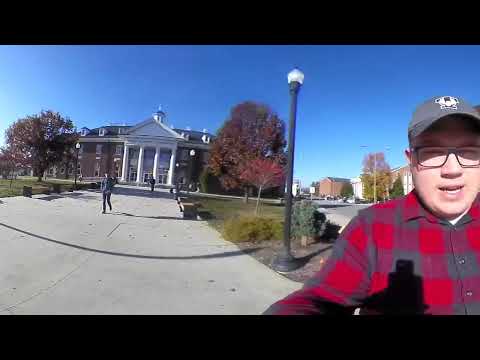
411, 146, 480, 168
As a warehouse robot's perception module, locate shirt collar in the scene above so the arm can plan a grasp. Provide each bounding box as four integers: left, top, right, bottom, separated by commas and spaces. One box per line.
402, 190, 480, 224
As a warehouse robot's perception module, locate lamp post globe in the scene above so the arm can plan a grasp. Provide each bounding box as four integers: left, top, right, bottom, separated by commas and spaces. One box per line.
287, 68, 305, 85
272, 67, 305, 273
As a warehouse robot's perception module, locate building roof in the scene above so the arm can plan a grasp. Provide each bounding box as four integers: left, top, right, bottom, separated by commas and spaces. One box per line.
79, 122, 215, 145
324, 177, 351, 183
81, 125, 132, 137
172, 128, 215, 145
391, 165, 409, 173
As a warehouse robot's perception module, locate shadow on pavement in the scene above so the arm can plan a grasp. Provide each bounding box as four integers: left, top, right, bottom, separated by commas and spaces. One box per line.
112, 186, 175, 200
109, 212, 192, 221
36, 195, 64, 201
296, 245, 333, 267
0, 221, 261, 260
35, 192, 99, 201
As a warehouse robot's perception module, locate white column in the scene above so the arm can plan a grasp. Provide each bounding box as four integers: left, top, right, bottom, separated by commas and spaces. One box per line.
168, 147, 177, 185
153, 146, 159, 182
136, 146, 144, 184
121, 144, 129, 182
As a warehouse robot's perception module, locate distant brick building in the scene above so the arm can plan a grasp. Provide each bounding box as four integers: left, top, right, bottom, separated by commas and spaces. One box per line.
46, 108, 214, 187
317, 177, 351, 197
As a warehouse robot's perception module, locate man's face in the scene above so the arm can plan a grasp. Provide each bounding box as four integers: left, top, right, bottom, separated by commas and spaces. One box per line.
405, 117, 480, 220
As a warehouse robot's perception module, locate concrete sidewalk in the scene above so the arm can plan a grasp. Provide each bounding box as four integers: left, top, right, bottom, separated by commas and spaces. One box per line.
0, 186, 300, 314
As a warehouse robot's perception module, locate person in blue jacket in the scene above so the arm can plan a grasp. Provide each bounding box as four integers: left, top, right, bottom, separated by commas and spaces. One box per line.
100, 173, 115, 214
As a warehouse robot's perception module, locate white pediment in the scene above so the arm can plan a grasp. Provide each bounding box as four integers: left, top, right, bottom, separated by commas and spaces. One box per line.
126, 118, 182, 139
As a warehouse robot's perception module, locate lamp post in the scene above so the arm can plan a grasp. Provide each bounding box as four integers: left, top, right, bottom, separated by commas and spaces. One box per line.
360, 145, 390, 203
74, 143, 81, 190
174, 162, 180, 200
272, 67, 305, 273
188, 149, 196, 194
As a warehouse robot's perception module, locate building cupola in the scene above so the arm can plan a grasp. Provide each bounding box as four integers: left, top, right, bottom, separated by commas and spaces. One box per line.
153, 105, 166, 123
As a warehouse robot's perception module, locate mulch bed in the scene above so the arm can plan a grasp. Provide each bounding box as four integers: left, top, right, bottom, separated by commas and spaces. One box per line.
236, 238, 335, 283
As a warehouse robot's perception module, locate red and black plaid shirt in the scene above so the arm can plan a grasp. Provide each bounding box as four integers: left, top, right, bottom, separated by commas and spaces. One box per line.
265, 191, 480, 315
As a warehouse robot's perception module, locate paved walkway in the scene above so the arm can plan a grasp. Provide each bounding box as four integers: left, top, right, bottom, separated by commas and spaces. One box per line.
0, 186, 300, 314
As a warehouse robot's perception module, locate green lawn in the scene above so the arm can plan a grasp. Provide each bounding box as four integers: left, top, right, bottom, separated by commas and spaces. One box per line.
192, 196, 285, 232
0, 176, 83, 198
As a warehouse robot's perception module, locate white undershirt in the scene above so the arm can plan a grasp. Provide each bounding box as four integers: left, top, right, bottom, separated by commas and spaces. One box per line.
448, 209, 470, 225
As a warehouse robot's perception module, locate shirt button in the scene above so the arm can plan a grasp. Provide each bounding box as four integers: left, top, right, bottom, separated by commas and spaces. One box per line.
459, 258, 466, 264
466, 291, 473, 297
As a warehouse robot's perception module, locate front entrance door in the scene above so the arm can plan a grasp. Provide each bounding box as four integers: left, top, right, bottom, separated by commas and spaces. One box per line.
158, 168, 169, 184
143, 172, 152, 183
129, 167, 137, 182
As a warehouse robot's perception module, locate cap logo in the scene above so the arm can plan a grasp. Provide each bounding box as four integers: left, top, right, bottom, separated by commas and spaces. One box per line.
435, 96, 459, 110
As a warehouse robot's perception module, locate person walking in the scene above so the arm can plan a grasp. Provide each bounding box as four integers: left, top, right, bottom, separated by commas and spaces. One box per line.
149, 175, 156, 192
101, 173, 115, 214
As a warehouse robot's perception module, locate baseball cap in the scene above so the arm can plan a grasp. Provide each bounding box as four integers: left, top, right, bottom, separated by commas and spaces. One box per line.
408, 96, 480, 139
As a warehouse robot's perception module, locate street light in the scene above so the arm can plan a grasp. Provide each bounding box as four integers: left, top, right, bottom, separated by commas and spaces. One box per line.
174, 162, 180, 200
74, 142, 81, 190
360, 145, 390, 204
272, 67, 305, 273
188, 149, 196, 194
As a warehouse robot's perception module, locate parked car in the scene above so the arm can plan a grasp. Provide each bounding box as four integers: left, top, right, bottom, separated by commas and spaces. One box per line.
346, 197, 355, 204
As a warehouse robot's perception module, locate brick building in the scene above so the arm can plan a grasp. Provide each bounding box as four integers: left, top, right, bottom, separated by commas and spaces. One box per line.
317, 177, 351, 197
48, 108, 214, 186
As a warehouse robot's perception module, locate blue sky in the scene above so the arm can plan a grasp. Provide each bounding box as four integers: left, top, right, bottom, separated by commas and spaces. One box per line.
1, 45, 480, 187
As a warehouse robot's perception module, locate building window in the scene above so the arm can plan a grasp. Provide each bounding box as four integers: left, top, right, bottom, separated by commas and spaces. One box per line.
201, 134, 210, 144
94, 163, 100, 177
60, 167, 65, 175
180, 149, 189, 161
68, 166, 74, 175
99, 128, 105, 137
96, 144, 102, 155
116, 145, 123, 155
118, 128, 124, 135
48, 167, 54, 175
81, 129, 88, 136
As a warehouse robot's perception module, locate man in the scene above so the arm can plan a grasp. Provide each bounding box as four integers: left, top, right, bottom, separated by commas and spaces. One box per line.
149, 175, 155, 192
100, 173, 115, 214
264, 96, 480, 315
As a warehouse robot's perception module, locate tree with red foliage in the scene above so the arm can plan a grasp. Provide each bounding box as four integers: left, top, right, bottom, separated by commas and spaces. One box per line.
208, 101, 286, 202
0, 148, 14, 181
5, 110, 77, 182
240, 158, 285, 215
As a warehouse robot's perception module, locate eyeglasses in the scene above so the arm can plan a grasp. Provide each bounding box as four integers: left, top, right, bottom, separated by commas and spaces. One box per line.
413, 146, 480, 168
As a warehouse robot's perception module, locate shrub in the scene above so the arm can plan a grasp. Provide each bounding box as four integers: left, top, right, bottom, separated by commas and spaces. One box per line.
223, 216, 283, 243
291, 200, 327, 239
